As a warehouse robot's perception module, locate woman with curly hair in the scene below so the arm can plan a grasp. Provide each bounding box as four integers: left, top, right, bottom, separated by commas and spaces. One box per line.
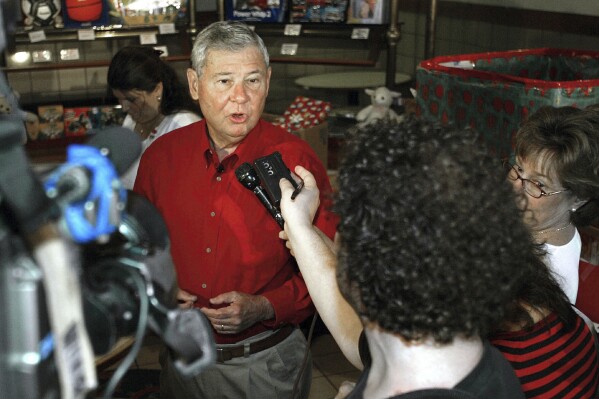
279, 117, 598, 398
108, 46, 202, 189
280, 117, 527, 397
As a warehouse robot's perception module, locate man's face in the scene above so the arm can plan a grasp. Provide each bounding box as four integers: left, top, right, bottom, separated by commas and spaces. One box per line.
187, 47, 271, 149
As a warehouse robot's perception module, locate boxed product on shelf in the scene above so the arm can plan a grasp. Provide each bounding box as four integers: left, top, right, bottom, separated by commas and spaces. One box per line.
225, 0, 286, 23
113, 0, 190, 26
415, 48, 599, 159
346, 0, 386, 24
61, 0, 111, 28
87, 105, 126, 130
38, 105, 65, 140
290, 0, 348, 23
24, 112, 40, 141
64, 107, 93, 136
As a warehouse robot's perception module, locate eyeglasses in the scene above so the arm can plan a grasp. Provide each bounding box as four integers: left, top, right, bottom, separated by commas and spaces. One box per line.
503, 162, 568, 199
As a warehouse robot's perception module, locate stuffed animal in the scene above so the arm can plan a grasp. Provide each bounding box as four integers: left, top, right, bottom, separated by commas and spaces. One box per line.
355, 86, 401, 127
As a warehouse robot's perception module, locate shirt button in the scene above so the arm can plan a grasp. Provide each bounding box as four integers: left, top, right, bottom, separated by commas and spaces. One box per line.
210, 211, 216, 217
206, 248, 211, 253
201, 283, 207, 289
216, 176, 222, 182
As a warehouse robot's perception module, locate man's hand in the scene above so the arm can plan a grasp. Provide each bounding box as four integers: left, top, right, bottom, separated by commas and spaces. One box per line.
200, 291, 275, 334
177, 288, 198, 309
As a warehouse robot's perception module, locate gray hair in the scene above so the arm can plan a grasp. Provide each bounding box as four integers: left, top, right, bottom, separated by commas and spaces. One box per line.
191, 21, 270, 76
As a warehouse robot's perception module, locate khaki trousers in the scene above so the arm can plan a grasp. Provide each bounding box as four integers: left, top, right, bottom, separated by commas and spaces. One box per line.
159, 328, 312, 399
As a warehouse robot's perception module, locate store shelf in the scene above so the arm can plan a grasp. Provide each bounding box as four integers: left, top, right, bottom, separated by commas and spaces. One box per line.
2, 55, 191, 73
252, 23, 387, 66
10, 25, 189, 44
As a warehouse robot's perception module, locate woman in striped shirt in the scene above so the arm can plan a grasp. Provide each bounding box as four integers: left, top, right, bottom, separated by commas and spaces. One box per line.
490, 239, 599, 398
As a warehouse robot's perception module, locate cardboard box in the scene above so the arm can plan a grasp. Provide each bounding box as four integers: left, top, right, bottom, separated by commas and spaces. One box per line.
64, 107, 93, 136
24, 111, 40, 141
263, 113, 328, 168
290, 0, 348, 23
297, 121, 328, 169
113, 0, 190, 26
416, 48, 599, 159
88, 105, 127, 130
225, 0, 286, 23
38, 105, 65, 140
347, 0, 387, 24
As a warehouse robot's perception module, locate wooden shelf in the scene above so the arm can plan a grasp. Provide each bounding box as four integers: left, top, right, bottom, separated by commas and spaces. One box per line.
2, 55, 191, 73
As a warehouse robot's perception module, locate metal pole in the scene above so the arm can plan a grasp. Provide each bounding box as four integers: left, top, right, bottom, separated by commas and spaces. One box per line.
425, 0, 438, 59
189, 0, 196, 33
385, 0, 401, 88
218, 0, 225, 21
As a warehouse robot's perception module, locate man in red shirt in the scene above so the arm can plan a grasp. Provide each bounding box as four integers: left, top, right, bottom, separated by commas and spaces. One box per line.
134, 21, 337, 398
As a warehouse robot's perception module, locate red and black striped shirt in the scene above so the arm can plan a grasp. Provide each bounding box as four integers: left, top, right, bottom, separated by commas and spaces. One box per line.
491, 312, 599, 398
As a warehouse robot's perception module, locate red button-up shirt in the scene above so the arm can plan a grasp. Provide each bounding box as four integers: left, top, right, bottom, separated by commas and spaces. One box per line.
134, 119, 338, 344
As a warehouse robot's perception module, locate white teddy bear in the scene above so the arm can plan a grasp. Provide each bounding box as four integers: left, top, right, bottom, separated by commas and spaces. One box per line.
355, 86, 402, 127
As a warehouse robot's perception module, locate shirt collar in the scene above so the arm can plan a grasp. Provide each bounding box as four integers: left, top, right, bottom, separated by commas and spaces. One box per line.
202, 119, 266, 171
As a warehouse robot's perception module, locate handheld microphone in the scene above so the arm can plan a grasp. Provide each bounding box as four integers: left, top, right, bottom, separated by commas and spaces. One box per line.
235, 162, 285, 228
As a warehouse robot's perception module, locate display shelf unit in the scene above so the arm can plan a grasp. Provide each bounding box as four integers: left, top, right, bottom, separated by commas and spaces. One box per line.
3, 25, 194, 110
250, 23, 388, 66
7, 20, 390, 162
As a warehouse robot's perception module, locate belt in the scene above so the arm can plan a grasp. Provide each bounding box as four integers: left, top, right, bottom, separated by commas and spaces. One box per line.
216, 325, 294, 363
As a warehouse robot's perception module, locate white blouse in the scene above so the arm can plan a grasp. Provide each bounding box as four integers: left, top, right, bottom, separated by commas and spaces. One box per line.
120, 111, 201, 189
544, 229, 582, 304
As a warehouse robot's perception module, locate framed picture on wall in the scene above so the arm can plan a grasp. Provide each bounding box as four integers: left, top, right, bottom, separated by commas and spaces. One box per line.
225, 0, 286, 23
346, 0, 387, 24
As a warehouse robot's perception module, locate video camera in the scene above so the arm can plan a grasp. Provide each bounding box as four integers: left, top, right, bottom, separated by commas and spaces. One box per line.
0, 65, 215, 399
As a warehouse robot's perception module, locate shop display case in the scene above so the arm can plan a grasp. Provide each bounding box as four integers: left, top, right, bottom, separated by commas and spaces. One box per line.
3, 1, 392, 163
3, 25, 193, 109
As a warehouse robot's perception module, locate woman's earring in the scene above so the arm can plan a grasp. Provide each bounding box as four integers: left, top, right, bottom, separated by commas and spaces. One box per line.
157, 96, 162, 101
571, 208, 577, 212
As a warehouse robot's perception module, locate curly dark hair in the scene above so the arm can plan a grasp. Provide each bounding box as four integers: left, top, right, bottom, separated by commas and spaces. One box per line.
515, 105, 599, 227
335, 117, 540, 344
107, 46, 201, 116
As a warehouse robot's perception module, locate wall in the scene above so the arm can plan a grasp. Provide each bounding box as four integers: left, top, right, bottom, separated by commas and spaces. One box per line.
446, 0, 599, 16
265, 1, 599, 115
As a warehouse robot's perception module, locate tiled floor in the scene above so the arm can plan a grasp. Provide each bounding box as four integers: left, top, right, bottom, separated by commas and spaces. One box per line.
102, 332, 361, 399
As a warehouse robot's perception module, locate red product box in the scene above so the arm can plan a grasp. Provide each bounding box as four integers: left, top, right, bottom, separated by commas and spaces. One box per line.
64, 107, 93, 136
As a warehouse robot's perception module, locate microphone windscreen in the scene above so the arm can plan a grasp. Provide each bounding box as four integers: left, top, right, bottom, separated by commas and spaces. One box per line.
235, 162, 259, 190
86, 127, 142, 175
122, 190, 169, 249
